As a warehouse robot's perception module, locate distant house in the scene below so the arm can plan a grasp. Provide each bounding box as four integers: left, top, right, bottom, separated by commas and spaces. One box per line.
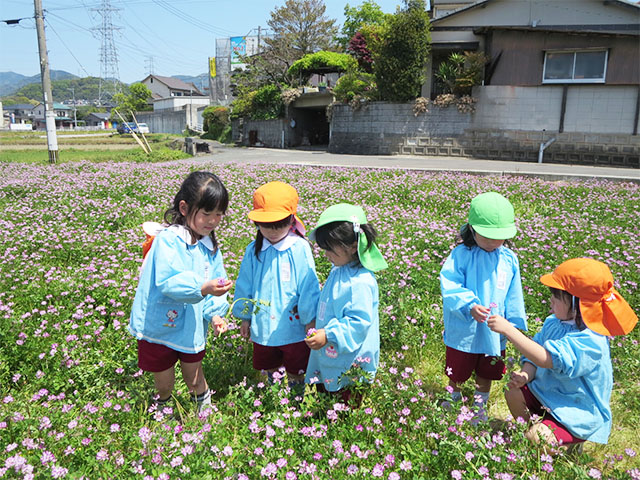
3, 104, 36, 124
85, 112, 112, 128
31, 102, 74, 129
140, 75, 206, 100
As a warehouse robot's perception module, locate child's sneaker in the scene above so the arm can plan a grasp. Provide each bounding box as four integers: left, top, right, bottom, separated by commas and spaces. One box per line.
192, 389, 212, 415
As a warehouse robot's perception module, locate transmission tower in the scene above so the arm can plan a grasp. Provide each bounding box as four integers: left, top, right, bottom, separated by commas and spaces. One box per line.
92, 0, 121, 105
145, 55, 155, 76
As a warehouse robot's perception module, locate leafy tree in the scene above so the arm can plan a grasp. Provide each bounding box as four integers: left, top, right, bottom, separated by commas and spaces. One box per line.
338, 1, 391, 48
0, 95, 37, 106
266, 0, 339, 58
287, 51, 357, 85
112, 83, 152, 120
230, 0, 339, 119
374, 0, 430, 102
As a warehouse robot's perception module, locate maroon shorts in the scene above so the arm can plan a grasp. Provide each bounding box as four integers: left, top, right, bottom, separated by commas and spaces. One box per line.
252, 341, 310, 376
445, 346, 506, 383
521, 384, 585, 445
137, 340, 206, 373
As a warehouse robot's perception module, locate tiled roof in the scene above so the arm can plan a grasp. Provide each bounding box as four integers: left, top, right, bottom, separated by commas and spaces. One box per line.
145, 75, 204, 95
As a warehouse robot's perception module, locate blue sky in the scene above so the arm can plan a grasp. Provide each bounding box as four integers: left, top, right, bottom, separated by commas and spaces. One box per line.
1, 0, 406, 84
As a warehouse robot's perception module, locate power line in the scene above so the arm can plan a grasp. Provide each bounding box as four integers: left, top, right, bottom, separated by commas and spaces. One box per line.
44, 17, 93, 78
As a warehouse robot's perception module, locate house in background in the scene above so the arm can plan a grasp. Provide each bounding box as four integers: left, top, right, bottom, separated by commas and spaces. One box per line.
140, 75, 206, 100
424, 0, 639, 145
85, 112, 112, 129
3, 104, 36, 125
31, 102, 74, 129
135, 75, 210, 134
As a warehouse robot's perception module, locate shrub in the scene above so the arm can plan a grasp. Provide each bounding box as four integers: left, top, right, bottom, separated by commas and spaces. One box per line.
202, 106, 230, 140
250, 85, 284, 120
436, 51, 489, 96
332, 71, 377, 103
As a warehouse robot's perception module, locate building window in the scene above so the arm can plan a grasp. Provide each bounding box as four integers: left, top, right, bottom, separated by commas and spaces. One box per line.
543, 50, 608, 84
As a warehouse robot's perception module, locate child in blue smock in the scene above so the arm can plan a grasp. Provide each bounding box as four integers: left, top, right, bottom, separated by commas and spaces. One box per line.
488, 258, 637, 447
233, 181, 320, 393
305, 203, 388, 405
440, 192, 527, 417
129, 171, 233, 414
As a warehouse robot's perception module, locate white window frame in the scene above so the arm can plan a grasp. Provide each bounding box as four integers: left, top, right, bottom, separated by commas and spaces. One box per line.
542, 49, 608, 84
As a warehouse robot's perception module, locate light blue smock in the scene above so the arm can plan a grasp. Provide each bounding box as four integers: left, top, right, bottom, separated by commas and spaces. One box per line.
232, 232, 320, 346
305, 263, 380, 392
440, 244, 527, 356
128, 225, 230, 353
525, 315, 613, 444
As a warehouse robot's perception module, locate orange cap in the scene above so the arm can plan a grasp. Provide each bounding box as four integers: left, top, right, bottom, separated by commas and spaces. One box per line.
540, 258, 638, 336
248, 181, 306, 234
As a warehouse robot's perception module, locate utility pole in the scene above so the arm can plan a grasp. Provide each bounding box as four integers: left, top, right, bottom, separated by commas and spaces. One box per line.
69, 87, 77, 129
34, 0, 58, 164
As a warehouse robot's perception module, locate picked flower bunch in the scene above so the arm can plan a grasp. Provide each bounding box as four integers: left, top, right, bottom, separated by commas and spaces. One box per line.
306, 328, 318, 339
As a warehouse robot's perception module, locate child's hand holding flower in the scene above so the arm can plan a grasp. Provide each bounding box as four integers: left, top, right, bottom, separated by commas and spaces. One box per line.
305, 328, 327, 350
471, 304, 491, 323
202, 278, 233, 297
211, 315, 228, 335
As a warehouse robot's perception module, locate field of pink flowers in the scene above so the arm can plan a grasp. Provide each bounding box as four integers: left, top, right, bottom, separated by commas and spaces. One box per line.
0, 159, 638, 479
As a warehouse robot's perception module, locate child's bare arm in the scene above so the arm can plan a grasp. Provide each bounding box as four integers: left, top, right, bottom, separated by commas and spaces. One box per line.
507, 362, 537, 389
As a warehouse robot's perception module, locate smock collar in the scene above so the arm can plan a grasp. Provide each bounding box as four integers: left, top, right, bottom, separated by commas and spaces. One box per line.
168, 225, 214, 251
261, 231, 298, 252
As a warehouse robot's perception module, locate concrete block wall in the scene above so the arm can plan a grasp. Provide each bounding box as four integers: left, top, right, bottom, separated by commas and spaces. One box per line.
329, 102, 472, 155
473, 85, 640, 135
137, 109, 188, 135
235, 118, 288, 148
327, 86, 640, 167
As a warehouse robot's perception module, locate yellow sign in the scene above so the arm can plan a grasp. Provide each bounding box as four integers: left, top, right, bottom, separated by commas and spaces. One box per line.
209, 57, 216, 78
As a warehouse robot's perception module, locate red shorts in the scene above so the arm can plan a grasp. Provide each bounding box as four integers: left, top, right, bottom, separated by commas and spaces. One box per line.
252, 341, 310, 376
521, 384, 585, 445
137, 340, 206, 373
445, 346, 506, 383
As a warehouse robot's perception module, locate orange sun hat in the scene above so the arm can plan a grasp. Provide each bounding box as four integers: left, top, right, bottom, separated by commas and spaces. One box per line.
540, 258, 638, 337
248, 181, 306, 234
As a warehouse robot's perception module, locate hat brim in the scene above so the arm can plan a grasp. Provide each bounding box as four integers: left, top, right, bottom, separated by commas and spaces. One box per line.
248, 211, 306, 235
248, 210, 291, 223
472, 224, 517, 240
539, 272, 564, 290
580, 291, 638, 336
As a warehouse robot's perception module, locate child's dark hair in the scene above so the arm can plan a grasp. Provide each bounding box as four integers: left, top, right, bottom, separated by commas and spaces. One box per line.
459, 223, 477, 247
458, 223, 510, 248
549, 287, 585, 329
164, 171, 228, 252
253, 215, 300, 258
315, 221, 378, 265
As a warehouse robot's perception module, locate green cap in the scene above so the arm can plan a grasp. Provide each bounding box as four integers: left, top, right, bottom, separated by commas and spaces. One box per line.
310, 203, 388, 272
467, 192, 516, 240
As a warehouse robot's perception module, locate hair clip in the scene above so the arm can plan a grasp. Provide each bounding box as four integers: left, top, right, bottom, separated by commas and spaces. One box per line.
350, 215, 362, 234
